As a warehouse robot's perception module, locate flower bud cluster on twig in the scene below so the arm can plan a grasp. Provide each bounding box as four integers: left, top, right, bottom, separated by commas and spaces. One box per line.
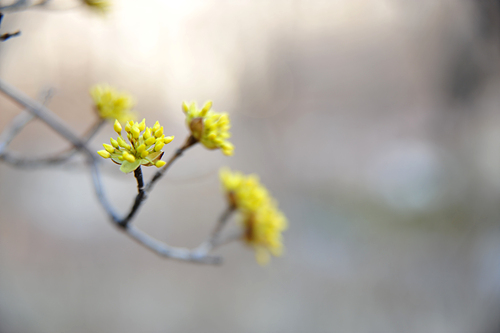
220, 169, 287, 265
98, 119, 173, 173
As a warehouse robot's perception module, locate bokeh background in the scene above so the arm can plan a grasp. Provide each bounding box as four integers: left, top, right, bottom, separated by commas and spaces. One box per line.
1, 0, 500, 332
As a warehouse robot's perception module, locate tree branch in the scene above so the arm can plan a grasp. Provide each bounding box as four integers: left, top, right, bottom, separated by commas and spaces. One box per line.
0, 78, 229, 265
145, 135, 197, 193
0, 78, 92, 155
194, 206, 235, 256
0, 87, 54, 155
0, 119, 105, 168
125, 224, 222, 264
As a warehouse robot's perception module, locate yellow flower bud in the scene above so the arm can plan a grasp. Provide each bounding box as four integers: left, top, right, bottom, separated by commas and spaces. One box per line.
113, 119, 122, 134
163, 136, 174, 144
137, 144, 146, 154
117, 136, 131, 150
221, 142, 234, 156
122, 151, 135, 163
103, 143, 115, 153
131, 124, 140, 139
182, 101, 189, 113
219, 168, 287, 265
155, 160, 166, 168
154, 126, 163, 138
182, 101, 233, 155
110, 137, 119, 148
201, 100, 212, 115
99, 119, 173, 173
91, 85, 136, 123
152, 121, 160, 133
154, 142, 165, 152
97, 150, 111, 158
138, 118, 146, 131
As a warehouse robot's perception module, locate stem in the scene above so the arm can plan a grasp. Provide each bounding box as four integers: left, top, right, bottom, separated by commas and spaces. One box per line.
194, 206, 235, 255
145, 135, 197, 193
134, 166, 145, 191
126, 224, 222, 264
118, 166, 145, 228
118, 136, 197, 228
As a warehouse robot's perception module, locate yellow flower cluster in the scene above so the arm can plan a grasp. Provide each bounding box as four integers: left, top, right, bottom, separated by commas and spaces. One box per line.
82, 0, 111, 13
182, 101, 234, 156
220, 168, 287, 265
98, 119, 174, 173
90, 84, 136, 123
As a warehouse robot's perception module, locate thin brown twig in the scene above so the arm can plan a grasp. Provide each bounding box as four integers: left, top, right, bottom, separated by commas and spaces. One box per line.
145, 135, 197, 193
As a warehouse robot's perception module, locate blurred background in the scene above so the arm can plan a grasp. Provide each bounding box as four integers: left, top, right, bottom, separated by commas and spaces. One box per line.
1, 0, 500, 332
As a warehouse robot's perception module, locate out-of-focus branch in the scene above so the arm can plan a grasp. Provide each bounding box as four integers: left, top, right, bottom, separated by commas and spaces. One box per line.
0, 0, 29, 12
0, 0, 51, 12
194, 206, 235, 256
0, 119, 105, 167
0, 30, 20, 41
0, 88, 54, 154
0, 78, 92, 154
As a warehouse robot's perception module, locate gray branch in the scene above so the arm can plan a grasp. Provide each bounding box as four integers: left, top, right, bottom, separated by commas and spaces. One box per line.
0, 88, 53, 155
0, 119, 105, 168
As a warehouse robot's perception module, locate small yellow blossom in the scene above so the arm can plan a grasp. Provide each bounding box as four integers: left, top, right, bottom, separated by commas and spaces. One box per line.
82, 0, 111, 13
220, 168, 270, 212
182, 101, 234, 156
90, 84, 136, 123
247, 204, 287, 265
97, 119, 174, 173
220, 168, 287, 265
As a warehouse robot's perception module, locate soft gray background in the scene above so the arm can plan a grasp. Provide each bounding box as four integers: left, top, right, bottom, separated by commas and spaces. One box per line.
1, 0, 500, 332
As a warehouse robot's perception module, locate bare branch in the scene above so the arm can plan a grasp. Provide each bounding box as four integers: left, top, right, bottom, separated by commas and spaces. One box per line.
0, 78, 92, 155
0, 119, 105, 168
0, 88, 53, 155
193, 206, 236, 256
125, 224, 222, 264
212, 230, 243, 248
89, 161, 121, 222
0, 30, 20, 41
0, 0, 51, 12
0, 0, 29, 12
145, 135, 197, 193
117, 166, 146, 227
